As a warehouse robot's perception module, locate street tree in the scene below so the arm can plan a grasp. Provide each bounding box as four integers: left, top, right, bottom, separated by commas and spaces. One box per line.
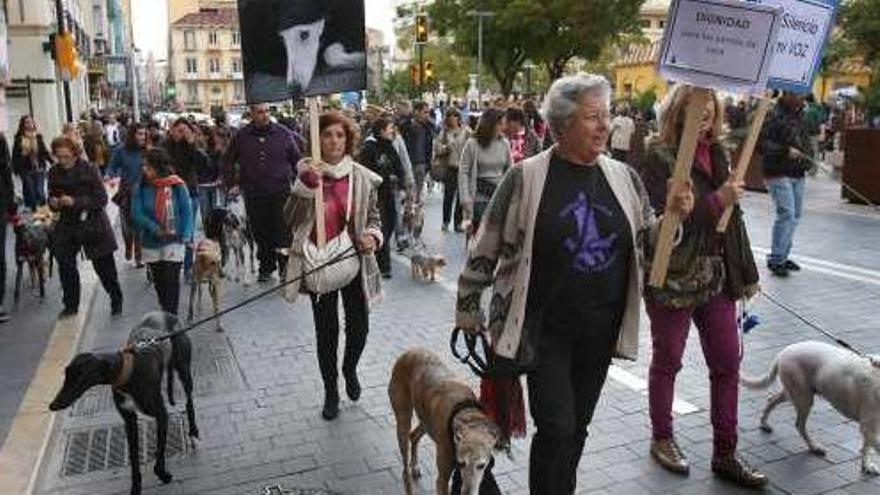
505, 0, 645, 80
429, 0, 528, 97
839, 0, 880, 117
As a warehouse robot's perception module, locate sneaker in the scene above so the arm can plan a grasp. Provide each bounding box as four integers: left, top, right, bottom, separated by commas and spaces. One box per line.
651, 438, 690, 475
768, 263, 789, 277
784, 259, 801, 271
712, 454, 769, 489
322, 387, 340, 420
0, 311, 10, 323
441, 223, 449, 232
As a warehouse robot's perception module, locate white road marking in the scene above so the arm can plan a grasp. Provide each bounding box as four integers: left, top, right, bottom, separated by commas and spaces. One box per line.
752, 246, 880, 287
391, 252, 702, 415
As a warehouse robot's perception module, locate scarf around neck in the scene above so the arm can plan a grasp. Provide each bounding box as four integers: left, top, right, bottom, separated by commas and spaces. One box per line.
152, 175, 185, 233
317, 155, 354, 179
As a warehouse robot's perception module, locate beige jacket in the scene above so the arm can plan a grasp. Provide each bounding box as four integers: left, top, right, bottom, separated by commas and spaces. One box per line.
283, 159, 384, 307
455, 148, 656, 363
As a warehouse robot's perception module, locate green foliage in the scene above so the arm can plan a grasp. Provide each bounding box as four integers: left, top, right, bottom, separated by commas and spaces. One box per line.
840, 0, 880, 72
382, 69, 415, 103
632, 86, 658, 114
429, 0, 645, 95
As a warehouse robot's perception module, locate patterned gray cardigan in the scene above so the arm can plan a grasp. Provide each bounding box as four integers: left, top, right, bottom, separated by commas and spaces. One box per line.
455, 148, 657, 365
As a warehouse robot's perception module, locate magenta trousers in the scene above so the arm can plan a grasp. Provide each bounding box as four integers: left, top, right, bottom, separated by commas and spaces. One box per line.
647, 293, 740, 457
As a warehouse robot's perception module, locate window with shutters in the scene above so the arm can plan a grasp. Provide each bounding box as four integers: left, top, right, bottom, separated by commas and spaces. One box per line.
184, 31, 196, 50
186, 58, 198, 74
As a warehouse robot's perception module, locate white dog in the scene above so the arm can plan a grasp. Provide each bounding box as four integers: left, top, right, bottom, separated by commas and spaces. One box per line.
741, 341, 880, 475
278, 1, 366, 91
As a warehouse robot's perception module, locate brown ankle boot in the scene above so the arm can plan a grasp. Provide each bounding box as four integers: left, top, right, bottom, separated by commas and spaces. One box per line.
651, 438, 689, 475
712, 454, 768, 489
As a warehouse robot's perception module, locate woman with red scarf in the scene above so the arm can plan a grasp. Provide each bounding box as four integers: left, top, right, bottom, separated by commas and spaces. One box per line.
641, 85, 763, 488
132, 148, 194, 314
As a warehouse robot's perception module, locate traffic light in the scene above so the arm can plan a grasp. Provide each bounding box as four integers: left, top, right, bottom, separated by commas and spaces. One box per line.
411, 64, 421, 86
55, 31, 79, 79
424, 61, 434, 85
415, 14, 428, 43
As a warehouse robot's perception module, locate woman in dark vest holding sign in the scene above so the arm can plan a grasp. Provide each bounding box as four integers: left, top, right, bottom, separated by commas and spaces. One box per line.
641, 84, 765, 488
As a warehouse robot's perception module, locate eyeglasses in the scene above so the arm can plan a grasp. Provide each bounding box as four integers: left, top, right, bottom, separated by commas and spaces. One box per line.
583, 111, 611, 123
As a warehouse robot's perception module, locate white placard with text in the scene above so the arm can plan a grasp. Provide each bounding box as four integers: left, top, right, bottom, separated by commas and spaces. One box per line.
658, 0, 782, 93
746, 0, 839, 93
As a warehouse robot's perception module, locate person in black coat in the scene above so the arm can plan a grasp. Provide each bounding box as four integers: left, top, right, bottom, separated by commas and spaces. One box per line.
0, 133, 17, 323
11, 115, 52, 209
166, 118, 208, 278
47, 136, 122, 317
359, 116, 404, 278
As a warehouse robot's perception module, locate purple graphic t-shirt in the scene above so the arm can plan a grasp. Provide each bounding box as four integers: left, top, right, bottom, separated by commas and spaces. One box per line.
529, 154, 633, 332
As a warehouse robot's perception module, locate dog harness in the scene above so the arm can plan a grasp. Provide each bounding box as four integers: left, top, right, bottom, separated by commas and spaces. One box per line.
113, 349, 135, 389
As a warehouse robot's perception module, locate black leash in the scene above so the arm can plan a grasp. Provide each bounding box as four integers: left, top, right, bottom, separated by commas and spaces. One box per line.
450, 327, 491, 377
134, 246, 360, 349
761, 289, 875, 362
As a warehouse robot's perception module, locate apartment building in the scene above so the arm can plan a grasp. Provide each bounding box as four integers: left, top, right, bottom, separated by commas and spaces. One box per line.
169, 7, 244, 112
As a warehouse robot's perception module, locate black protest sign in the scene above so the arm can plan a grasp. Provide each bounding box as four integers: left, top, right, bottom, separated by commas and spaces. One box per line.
237, 0, 367, 104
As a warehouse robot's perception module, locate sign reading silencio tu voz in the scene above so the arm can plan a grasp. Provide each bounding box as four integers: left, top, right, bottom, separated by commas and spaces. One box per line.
658, 0, 783, 94
745, 0, 840, 93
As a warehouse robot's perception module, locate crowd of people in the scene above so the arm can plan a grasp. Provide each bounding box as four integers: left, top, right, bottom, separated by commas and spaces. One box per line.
0, 72, 860, 493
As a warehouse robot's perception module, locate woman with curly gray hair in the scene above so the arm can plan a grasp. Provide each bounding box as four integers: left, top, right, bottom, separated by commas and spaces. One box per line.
455, 73, 694, 493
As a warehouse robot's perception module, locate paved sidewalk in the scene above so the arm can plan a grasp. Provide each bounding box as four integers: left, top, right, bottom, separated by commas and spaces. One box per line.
31, 174, 880, 494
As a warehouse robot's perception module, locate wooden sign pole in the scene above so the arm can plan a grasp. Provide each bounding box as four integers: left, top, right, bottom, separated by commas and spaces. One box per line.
715, 97, 771, 233
649, 86, 712, 288
308, 97, 326, 249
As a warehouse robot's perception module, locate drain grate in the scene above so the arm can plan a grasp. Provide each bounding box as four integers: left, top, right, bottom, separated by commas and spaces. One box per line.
71, 334, 244, 417
61, 416, 190, 477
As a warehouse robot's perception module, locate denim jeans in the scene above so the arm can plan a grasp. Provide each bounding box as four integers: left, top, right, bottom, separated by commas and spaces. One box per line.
766, 177, 805, 265
21, 171, 46, 210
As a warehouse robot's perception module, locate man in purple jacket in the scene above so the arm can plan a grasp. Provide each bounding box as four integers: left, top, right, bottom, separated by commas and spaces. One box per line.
223, 103, 301, 282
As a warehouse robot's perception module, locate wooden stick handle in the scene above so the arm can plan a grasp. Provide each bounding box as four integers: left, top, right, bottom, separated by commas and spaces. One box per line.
649, 87, 712, 289
716, 98, 771, 233
309, 97, 326, 248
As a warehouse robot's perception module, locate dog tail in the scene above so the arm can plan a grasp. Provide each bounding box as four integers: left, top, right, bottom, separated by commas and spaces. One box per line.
740, 359, 779, 390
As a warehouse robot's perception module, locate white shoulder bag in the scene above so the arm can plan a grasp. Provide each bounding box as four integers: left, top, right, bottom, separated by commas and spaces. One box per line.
302, 175, 361, 294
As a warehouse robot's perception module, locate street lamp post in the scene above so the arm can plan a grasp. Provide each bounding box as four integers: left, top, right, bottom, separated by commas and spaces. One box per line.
468, 4, 494, 107
54, 0, 73, 123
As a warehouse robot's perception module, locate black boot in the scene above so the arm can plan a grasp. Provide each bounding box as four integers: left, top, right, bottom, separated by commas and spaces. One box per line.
322, 385, 339, 420
343, 368, 361, 402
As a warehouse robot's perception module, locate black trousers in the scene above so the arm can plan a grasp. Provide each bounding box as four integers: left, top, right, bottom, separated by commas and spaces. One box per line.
443, 169, 462, 228
149, 261, 182, 315
376, 189, 396, 275
244, 190, 290, 276
56, 251, 121, 311
527, 319, 619, 494
0, 222, 6, 306
309, 276, 369, 389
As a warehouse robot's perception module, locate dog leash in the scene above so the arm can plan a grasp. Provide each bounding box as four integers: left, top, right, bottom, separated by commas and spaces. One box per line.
450, 327, 491, 377
132, 246, 360, 350
760, 289, 878, 366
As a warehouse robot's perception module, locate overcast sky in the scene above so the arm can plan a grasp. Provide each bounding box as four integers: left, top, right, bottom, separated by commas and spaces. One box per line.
131, 0, 397, 60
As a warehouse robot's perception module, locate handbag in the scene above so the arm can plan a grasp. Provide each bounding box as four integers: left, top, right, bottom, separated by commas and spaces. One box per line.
302, 175, 361, 295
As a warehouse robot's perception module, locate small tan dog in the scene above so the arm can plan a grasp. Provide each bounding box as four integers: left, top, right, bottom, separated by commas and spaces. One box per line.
188, 239, 222, 332
389, 349, 501, 495
410, 252, 447, 282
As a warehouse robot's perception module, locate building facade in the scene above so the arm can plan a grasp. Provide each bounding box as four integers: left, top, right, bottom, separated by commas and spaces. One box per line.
169, 7, 243, 113
6, 0, 96, 137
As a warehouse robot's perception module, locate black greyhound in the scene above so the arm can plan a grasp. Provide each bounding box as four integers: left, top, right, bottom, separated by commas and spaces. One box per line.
49, 311, 199, 495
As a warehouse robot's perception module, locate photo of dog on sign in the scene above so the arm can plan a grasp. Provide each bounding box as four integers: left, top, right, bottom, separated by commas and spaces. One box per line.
238, 0, 367, 102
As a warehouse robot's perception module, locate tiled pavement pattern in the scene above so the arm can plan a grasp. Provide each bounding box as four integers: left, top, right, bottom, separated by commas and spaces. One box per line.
34, 174, 880, 494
